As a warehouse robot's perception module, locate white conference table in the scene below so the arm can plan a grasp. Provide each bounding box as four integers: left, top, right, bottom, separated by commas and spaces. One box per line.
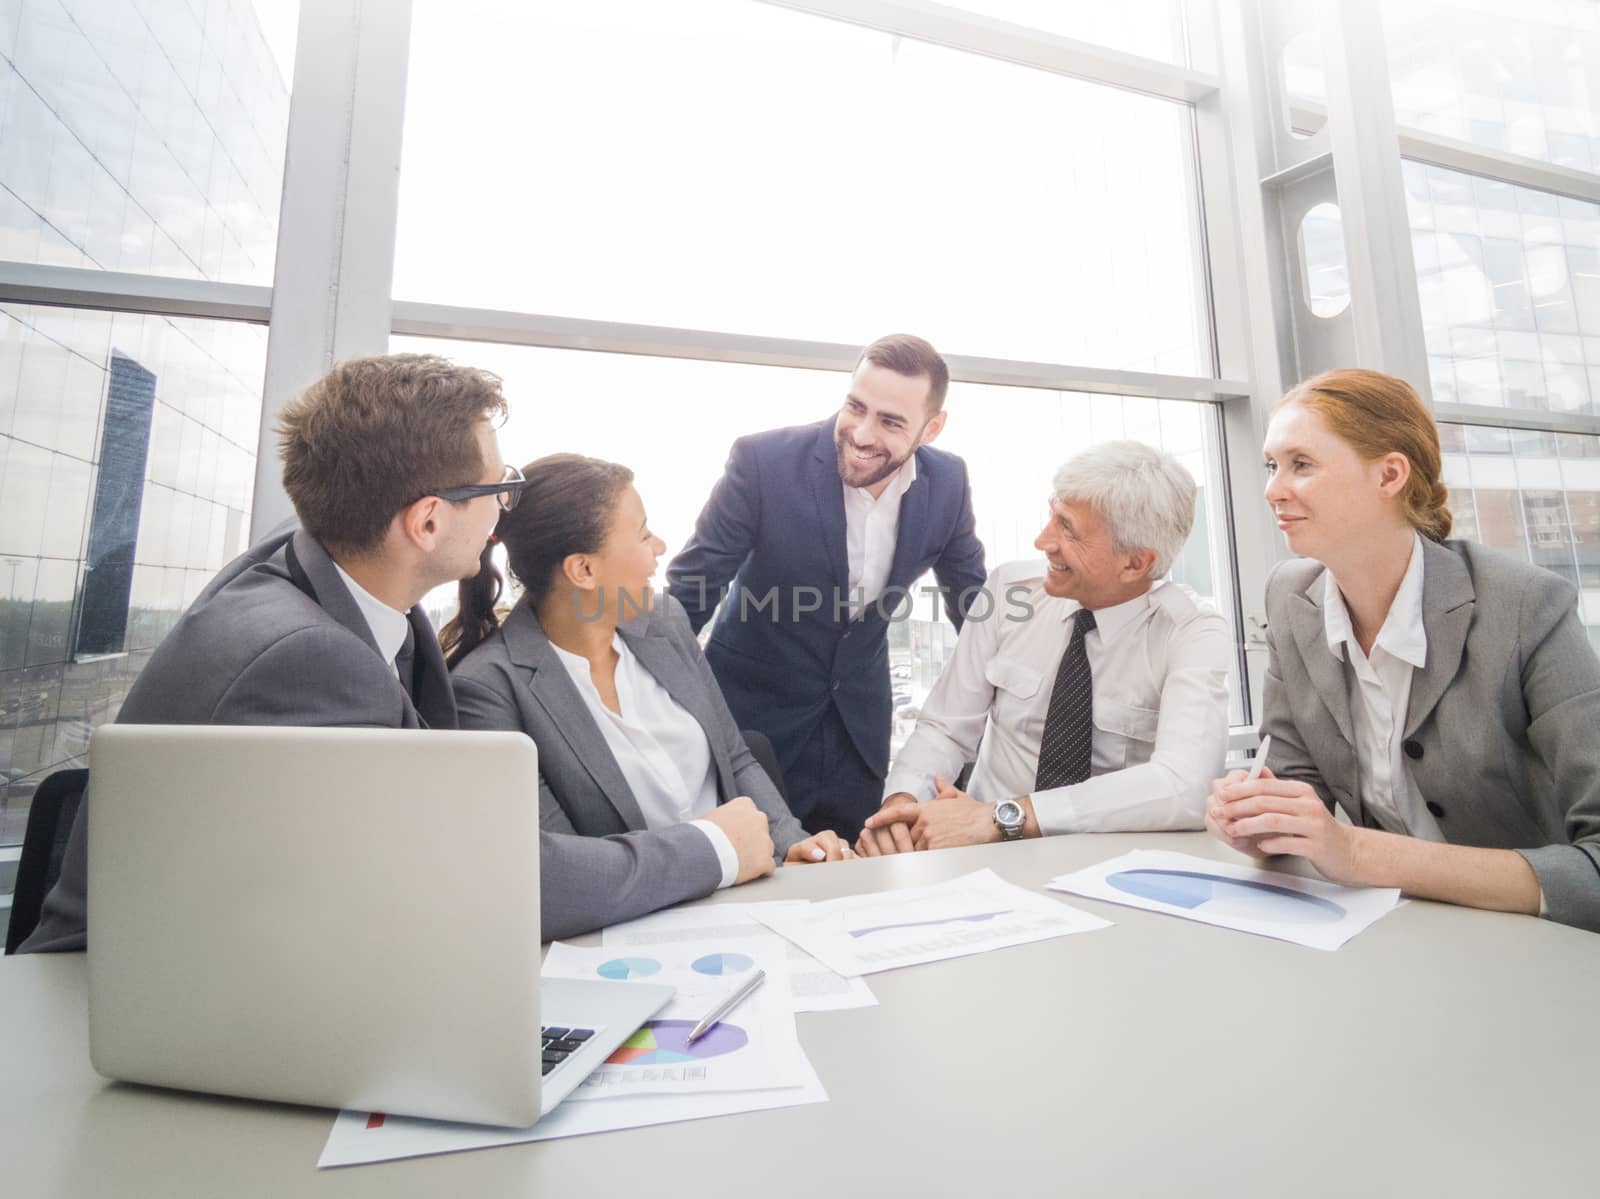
4, 831, 1598, 1197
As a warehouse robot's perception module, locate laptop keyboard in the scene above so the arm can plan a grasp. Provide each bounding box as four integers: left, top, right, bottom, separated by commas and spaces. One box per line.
540, 1026, 596, 1076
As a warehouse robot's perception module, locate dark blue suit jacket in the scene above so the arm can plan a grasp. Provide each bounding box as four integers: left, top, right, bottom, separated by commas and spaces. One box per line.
666, 419, 986, 779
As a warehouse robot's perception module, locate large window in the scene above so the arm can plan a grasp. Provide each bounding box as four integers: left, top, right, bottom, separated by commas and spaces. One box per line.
0, 0, 292, 282
1383, 0, 1600, 171
1440, 422, 1600, 651
0, 304, 266, 844
0, 0, 290, 878
395, 0, 1211, 375
1406, 162, 1600, 414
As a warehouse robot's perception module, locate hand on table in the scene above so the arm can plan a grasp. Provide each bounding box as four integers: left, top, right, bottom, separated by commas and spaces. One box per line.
785, 829, 857, 865
860, 775, 999, 853
855, 791, 919, 857
701, 795, 776, 885
1209, 769, 1365, 885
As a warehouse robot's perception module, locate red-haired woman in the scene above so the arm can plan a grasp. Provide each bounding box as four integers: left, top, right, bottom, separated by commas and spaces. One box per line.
1209, 369, 1600, 932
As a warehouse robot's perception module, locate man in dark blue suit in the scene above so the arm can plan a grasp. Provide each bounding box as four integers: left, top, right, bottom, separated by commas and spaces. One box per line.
667, 334, 987, 839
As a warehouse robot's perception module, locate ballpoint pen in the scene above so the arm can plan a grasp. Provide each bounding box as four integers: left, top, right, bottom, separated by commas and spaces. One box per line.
687, 969, 767, 1043
1247, 734, 1272, 781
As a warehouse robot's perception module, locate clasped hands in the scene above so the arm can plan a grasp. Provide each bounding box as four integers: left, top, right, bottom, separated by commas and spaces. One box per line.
854, 774, 1003, 856
1206, 765, 1366, 885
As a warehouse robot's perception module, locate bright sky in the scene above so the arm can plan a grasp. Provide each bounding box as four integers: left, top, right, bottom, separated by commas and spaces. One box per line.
250, 0, 299, 87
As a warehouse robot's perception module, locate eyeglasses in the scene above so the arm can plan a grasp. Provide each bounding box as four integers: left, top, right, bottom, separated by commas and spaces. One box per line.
430, 464, 528, 512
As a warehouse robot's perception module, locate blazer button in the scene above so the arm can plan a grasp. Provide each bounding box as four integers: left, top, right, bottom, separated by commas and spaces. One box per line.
1404, 740, 1423, 760
1425, 800, 1445, 819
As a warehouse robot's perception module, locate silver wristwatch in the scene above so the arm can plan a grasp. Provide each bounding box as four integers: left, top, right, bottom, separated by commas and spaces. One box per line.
993, 798, 1025, 841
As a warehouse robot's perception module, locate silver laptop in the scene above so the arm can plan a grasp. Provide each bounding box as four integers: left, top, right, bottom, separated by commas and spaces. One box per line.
86, 724, 673, 1127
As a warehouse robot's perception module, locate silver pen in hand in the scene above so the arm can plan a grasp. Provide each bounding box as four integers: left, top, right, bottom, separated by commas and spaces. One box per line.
1247, 734, 1273, 781
687, 969, 767, 1043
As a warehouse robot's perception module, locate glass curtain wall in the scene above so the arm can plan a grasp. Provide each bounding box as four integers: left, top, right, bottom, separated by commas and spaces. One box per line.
0, 0, 292, 876
1386, 0, 1600, 650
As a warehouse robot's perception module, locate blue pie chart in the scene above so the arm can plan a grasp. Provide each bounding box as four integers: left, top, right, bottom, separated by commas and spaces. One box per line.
596, 956, 663, 980
1107, 869, 1346, 925
691, 952, 755, 976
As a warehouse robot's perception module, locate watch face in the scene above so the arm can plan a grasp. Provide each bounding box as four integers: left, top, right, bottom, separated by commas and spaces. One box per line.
994, 800, 1023, 828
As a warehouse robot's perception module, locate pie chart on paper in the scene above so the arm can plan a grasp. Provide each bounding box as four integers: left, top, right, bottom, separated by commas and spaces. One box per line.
1106, 869, 1346, 925
595, 956, 663, 980
691, 952, 755, 976
605, 1020, 749, 1065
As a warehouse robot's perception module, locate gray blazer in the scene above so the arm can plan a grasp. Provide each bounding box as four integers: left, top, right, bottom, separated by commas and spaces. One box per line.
451, 593, 806, 861
21, 530, 721, 951
1262, 536, 1600, 932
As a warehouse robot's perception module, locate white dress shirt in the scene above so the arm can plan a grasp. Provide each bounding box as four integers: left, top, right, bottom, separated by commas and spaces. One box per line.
843, 456, 917, 618
1321, 534, 1445, 842
551, 636, 740, 887
332, 561, 410, 676
883, 560, 1232, 833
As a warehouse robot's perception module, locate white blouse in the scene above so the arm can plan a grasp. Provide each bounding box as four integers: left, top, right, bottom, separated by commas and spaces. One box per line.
550, 635, 738, 886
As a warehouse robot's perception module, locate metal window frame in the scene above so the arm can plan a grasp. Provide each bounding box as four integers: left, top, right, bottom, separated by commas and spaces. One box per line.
753, 0, 1221, 101
391, 301, 1249, 403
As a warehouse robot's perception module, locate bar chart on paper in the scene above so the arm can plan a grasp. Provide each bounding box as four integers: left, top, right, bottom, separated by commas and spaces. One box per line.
753, 868, 1110, 976
847, 911, 1010, 938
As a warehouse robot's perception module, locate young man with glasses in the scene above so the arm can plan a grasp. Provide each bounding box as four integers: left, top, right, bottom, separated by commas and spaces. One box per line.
22, 354, 774, 952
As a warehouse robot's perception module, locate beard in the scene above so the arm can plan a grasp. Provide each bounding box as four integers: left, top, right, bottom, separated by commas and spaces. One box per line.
835, 436, 912, 490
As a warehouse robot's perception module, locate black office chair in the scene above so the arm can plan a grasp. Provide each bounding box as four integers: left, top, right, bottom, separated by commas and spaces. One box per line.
740, 730, 789, 803
5, 767, 88, 954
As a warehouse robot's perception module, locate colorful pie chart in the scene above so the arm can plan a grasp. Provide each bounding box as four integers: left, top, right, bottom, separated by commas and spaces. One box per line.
596, 956, 662, 980
691, 952, 755, 976
605, 1019, 748, 1065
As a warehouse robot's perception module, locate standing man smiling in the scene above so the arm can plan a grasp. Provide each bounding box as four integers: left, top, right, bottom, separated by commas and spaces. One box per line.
667, 334, 987, 840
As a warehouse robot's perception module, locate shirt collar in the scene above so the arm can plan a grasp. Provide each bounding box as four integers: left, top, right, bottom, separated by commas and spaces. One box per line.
845, 453, 918, 505
332, 561, 412, 667
1061, 582, 1156, 645
1322, 532, 1428, 668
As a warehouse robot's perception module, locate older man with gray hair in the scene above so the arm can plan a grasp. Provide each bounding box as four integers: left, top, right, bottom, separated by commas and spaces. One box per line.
859, 441, 1232, 855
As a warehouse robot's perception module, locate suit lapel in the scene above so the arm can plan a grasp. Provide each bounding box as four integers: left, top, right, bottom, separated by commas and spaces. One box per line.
287, 531, 382, 657
1404, 539, 1475, 739
809, 423, 850, 597
1287, 568, 1357, 749
502, 599, 648, 831
620, 614, 737, 802
288, 532, 430, 727
885, 459, 929, 592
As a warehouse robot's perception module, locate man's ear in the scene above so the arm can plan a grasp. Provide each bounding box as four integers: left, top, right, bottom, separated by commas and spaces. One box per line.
1122, 547, 1158, 581
396, 497, 442, 552
919, 409, 948, 446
